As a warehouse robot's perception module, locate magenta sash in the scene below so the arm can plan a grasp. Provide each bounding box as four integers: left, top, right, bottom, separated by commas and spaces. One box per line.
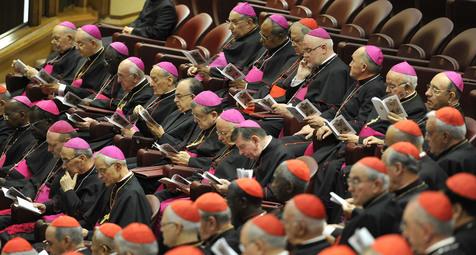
245, 66, 264, 83
358, 126, 384, 138
72, 79, 83, 88
186, 151, 198, 158
304, 143, 314, 156
43, 64, 54, 75
95, 92, 110, 100
0, 209, 11, 215
294, 86, 308, 101
35, 184, 51, 204
0, 153, 6, 168
13, 159, 32, 179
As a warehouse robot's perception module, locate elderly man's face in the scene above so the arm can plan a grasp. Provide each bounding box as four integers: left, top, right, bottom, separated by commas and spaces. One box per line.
46, 131, 67, 157
160, 210, 181, 247
349, 47, 367, 79
259, 19, 278, 49
51, 26, 74, 53
240, 223, 262, 255
402, 201, 427, 253
385, 71, 408, 99
347, 164, 379, 206
290, 23, 306, 55
425, 117, 448, 156
3, 102, 27, 128
150, 66, 173, 96
216, 118, 235, 145
302, 36, 327, 66
425, 73, 455, 111
174, 81, 194, 113
381, 149, 400, 192
117, 61, 140, 92
75, 30, 97, 57
235, 134, 261, 160
228, 11, 253, 39
45, 227, 67, 255
60, 147, 84, 175
282, 203, 301, 242
95, 157, 121, 187
192, 105, 217, 130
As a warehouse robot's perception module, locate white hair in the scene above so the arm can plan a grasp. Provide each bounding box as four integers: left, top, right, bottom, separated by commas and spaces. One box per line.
78, 29, 103, 47
4, 251, 38, 255
114, 232, 158, 255
411, 197, 454, 236
199, 208, 232, 227
245, 222, 287, 249
360, 164, 390, 191
388, 125, 425, 147
95, 153, 126, 166
427, 111, 466, 140
164, 206, 200, 231
127, 61, 145, 79
383, 148, 420, 174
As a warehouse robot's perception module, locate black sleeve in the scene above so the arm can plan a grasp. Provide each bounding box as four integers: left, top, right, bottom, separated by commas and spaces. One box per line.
131, 4, 177, 40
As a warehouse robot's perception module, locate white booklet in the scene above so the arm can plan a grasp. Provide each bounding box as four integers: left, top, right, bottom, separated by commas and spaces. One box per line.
349, 227, 375, 253
217, 63, 245, 81
236, 168, 253, 179
197, 171, 223, 185
254, 94, 277, 112
324, 115, 356, 137
183, 49, 208, 66
105, 112, 132, 129
152, 143, 179, 156
13, 59, 28, 74
17, 197, 42, 215
211, 237, 239, 255
330, 192, 350, 207
66, 113, 86, 123
32, 69, 58, 85
287, 99, 321, 122
56, 92, 83, 107
2, 187, 28, 201
232, 90, 255, 109
159, 174, 192, 192
371, 95, 407, 121
138, 106, 160, 127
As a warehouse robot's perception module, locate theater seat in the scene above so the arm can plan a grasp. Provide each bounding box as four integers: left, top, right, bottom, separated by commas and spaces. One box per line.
296, 0, 332, 20
175, 4, 192, 31
317, 0, 364, 28
136, 149, 166, 167
368, 8, 422, 49
146, 195, 161, 221
429, 28, 476, 71
154, 53, 190, 76
194, 23, 232, 58
165, 13, 214, 50
340, 0, 393, 38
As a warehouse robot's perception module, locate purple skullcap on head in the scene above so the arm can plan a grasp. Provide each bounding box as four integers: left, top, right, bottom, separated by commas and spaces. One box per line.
238, 120, 261, 128
63, 137, 90, 150
109, 42, 129, 56
98, 145, 125, 160
364, 45, 383, 66
220, 109, 245, 124
13, 96, 33, 108
307, 27, 331, 39
80, 24, 102, 40
269, 14, 289, 29
232, 2, 256, 17
127, 57, 145, 71
48, 120, 75, 134
443, 71, 464, 92
390, 61, 416, 76
193, 91, 222, 107
59, 21, 76, 30
155, 61, 178, 78
35, 100, 60, 116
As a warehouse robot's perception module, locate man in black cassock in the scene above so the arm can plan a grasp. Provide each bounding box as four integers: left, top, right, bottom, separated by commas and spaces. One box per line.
81, 146, 151, 229
339, 157, 401, 246
8, 22, 83, 96
0, 97, 35, 169
122, 0, 177, 40
43, 25, 109, 99
425, 106, 476, 177
0, 89, 13, 152
444, 173, 476, 255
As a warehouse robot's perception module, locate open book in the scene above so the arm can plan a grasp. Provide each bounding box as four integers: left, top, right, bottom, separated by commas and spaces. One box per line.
138, 107, 160, 127
159, 174, 191, 193
324, 115, 356, 137
217, 63, 245, 81
66, 113, 86, 123
56, 92, 82, 108
16, 197, 42, 215
105, 112, 133, 129
287, 99, 321, 122
236, 168, 253, 179
152, 143, 178, 156
232, 90, 255, 109
183, 49, 208, 66
32, 69, 58, 85
197, 171, 223, 185
349, 228, 375, 253
330, 192, 350, 207
13, 59, 28, 75
371, 95, 407, 121
254, 94, 277, 113
2, 187, 29, 201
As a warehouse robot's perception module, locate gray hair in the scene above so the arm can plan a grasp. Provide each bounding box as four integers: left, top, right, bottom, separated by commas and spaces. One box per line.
361, 165, 390, 190
231, 127, 267, 142
245, 222, 287, 249
395, 72, 418, 89
387, 125, 424, 147
93, 229, 115, 251
71, 147, 93, 158
115, 232, 158, 255
0, 90, 11, 101
78, 29, 103, 48
277, 164, 308, 192
287, 200, 326, 231
199, 208, 231, 227
127, 61, 145, 80
384, 148, 419, 174
55, 226, 83, 245
361, 48, 382, 74
95, 153, 126, 166
411, 198, 454, 236
164, 206, 200, 231
427, 111, 466, 140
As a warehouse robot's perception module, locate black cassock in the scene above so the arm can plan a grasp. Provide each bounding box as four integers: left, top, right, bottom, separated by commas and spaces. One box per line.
44, 168, 103, 222
288, 237, 330, 255
455, 220, 476, 255
88, 75, 125, 110
255, 137, 293, 187
81, 174, 151, 229
115, 78, 154, 116
212, 146, 253, 180
427, 240, 466, 255
155, 110, 196, 147
433, 140, 476, 177
393, 178, 427, 210
0, 126, 36, 170
185, 125, 225, 169
19, 158, 62, 200
135, 89, 177, 133
62, 48, 109, 98
130, 0, 177, 40
419, 154, 447, 190
339, 193, 401, 246
201, 228, 241, 255
0, 118, 14, 154
44, 47, 83, 85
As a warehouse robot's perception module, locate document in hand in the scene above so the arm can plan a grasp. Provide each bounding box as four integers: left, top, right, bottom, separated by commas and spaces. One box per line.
232, 90, 255, 109
371, 95, 407, 121
106, 112, 132, 129
138, 107, 160, 127
324, 115, 356, 137
56, 92, 83, 108
287, 99, 321, 122
17, 197, 41, 214
13, 59, 28, 75
183, 49, 208, 66
217, 63, 245, 81
152, 143, 179, 156
32, 69, 58, 85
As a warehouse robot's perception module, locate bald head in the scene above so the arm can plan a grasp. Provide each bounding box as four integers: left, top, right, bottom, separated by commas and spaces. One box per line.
117, 59, 145, 92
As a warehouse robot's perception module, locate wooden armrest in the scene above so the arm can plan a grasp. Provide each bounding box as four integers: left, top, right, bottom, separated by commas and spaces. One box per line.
464, 66, 476, 80
290, 5, 312, 18
398, 44, 427, 59
266, 0, 289, 10
132, 165, 170, 178
113, 135, 132, 158
317, 14, 339, 28
283, 117, 305, 136
165, 35, 188, 50
429, 55, 460, 71
130, 136, 155, 157
368, 33, 395, 48
77, 104, 115, 115
195, 45, 211, 59
344, 143, 384, 165
340, 24, 366, 38
136, 149, 166, 167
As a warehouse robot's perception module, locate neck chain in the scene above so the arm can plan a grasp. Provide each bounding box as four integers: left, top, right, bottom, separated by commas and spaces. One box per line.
271, 57, 301, 88
1, 127, 32, 156
186, 126, 216, 150
395, 181, 426, 199
117, 80, 148, 111
74, 167, 96, 192
47, 47, 74, 65
109, 174, 134, 209
211, 146, 234, 168
253, 39, 291, 69
335, 75, 380, 117
147, 90, 176, 111
6, 141, 45, 177
94, 74, 115, 100
74, 47, 104, 80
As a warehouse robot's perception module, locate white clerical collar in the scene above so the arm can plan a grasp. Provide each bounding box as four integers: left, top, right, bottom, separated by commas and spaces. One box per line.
262, 135, 273, 151
119, 171, 133, 182
321, 53, 337, 66
425, 237, 456, 254
301, 235, 326, 245
276, 251, 289, 255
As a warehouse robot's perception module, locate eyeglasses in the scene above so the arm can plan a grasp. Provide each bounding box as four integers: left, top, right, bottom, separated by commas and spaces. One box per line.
426, 83, 451, 95
61, 155, 81, 164
226, 18, 246, 26
175, 94, 193, 99
259, 31, 272, 40
302, 44, 324, 54
386, 82, 408, 90
347, 177, 371, 187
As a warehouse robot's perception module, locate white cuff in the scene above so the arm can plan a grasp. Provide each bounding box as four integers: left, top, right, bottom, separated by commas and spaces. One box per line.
58, 84, 66, 96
